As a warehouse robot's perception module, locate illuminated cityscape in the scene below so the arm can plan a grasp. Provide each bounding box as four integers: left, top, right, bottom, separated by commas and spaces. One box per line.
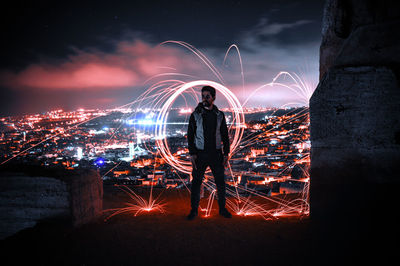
0, 106, 310, 201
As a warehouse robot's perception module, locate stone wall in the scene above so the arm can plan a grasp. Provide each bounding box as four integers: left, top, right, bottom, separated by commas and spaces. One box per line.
0, 170, 102, 239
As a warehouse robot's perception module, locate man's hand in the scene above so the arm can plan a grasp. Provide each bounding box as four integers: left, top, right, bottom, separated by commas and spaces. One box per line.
190, 154, 197, 169
223, 155, 229, 167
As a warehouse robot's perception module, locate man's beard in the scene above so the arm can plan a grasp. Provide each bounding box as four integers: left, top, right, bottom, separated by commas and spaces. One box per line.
203, 101, 211, 107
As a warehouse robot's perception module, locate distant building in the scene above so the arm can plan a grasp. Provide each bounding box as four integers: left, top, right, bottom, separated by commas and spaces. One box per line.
77, 147, 83, 160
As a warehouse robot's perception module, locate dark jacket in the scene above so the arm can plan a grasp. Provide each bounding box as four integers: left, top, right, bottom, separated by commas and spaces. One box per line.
187, 103, 230, 155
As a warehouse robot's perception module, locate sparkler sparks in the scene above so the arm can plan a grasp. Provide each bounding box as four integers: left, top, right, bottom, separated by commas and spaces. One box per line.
132, 41, 315, 219
104, 185, 166, 221
1, 41, 316, 221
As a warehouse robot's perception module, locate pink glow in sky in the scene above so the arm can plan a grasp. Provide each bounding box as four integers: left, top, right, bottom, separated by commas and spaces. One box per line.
0, 40, 199, 91
0, 37, 318, 113
2, 63, 138, 90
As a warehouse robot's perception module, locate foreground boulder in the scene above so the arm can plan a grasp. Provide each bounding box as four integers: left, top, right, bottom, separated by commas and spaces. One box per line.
0, 169, 102, 239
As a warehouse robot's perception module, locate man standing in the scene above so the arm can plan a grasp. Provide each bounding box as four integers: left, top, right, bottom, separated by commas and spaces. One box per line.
186, 86, 232, 220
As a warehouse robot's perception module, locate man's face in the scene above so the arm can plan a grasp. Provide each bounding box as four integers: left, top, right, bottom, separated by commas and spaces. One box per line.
202, 91, 214, 107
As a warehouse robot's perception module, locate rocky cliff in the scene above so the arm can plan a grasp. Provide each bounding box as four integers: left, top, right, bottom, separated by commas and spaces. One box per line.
309, 0, 400, 260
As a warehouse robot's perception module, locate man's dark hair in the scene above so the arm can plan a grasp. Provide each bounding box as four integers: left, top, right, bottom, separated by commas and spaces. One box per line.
201, 86, 216, 98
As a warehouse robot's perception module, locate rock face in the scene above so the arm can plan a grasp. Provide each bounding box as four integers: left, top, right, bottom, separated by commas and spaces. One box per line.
319, 0, 400, 79
310, 65, 400, 210
310, 0, 400, 260
68, 171, 103, 227
0, 170, 102, 239
310, 0, 400, 243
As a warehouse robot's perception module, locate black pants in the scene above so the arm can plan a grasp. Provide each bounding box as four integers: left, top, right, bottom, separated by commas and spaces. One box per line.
190, 150, 226, 211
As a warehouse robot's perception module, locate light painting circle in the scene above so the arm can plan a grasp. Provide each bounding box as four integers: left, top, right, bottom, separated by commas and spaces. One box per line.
154, 80, 245, 174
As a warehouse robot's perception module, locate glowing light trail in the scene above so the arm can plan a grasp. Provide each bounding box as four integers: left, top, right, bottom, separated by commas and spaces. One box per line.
2, 40, 315, 221
104, 185, 166, 220
154, 80, 245, 174
105, 41, 315, 220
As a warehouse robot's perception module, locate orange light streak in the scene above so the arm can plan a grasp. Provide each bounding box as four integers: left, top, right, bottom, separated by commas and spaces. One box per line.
104, 185, 165, 220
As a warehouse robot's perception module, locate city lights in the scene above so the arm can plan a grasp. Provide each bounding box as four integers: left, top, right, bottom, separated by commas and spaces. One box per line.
0, 42, 315, 221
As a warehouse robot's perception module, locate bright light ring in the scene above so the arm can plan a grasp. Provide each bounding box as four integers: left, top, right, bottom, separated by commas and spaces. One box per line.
155, 80, 245, 174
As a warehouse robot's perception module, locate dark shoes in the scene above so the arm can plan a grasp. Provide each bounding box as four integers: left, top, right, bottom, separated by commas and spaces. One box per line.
219, 208, 232, 218
187, 208, 232, 220
187, 209, 198, 220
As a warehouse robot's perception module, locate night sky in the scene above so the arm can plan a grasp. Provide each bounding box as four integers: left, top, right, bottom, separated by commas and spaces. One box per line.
0, 0, 324, 116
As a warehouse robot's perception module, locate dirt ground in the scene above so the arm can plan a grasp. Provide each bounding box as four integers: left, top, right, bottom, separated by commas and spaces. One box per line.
0, 186, 389, 266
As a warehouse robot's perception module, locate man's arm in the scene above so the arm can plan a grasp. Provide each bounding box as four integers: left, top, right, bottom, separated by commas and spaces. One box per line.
187, 113, 198, 155
220, 113, 230, 156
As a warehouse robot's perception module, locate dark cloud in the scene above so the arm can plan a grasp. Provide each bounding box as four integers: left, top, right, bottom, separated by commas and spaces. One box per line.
0, 0, 324, 115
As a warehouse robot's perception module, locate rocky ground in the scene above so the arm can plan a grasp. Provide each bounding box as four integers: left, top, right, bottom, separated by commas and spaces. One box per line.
0, 186, 392, 266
